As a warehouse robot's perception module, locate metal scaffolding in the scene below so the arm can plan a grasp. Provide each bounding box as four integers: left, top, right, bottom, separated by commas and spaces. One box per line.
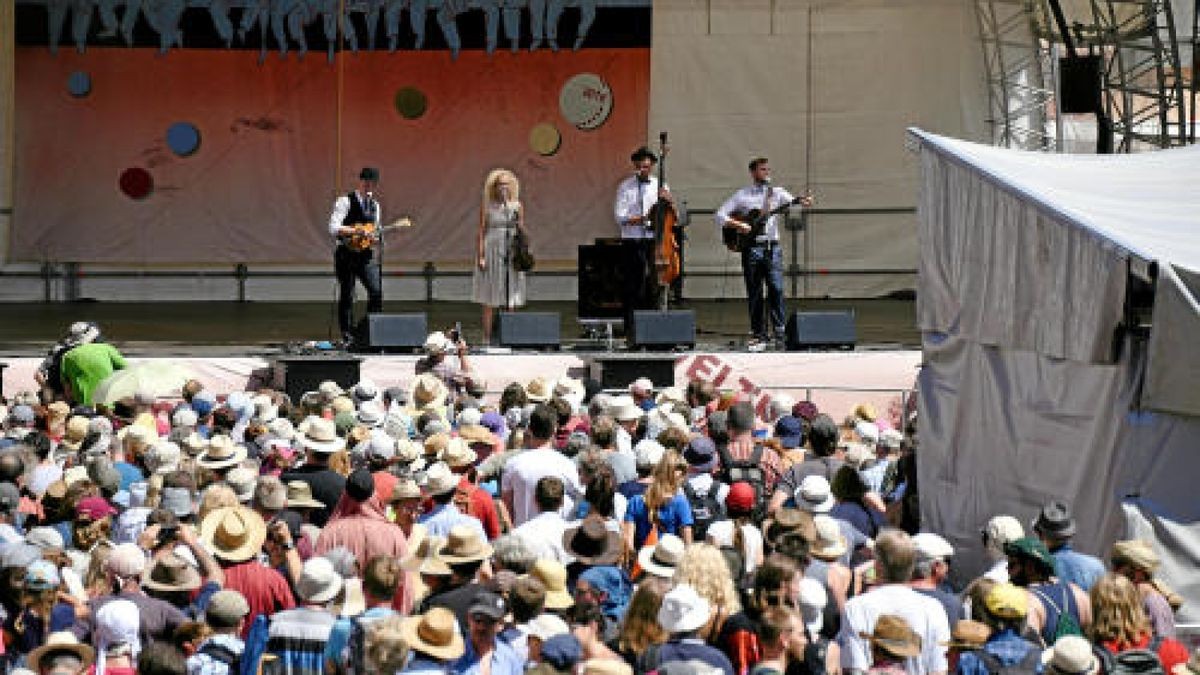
975, 0, 1060, 150
1089, 0, 1190, 150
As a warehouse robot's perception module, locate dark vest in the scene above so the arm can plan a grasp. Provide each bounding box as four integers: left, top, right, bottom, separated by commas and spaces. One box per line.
342, 191, 377, 228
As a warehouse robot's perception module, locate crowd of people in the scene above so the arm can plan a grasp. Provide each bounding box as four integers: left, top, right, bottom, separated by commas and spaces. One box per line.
0, 322, 1191, 675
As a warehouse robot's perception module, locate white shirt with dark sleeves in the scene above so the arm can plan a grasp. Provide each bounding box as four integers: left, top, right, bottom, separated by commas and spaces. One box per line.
713, 183, 796, 243
327, 191, 382, 245
613, 174, 661, 240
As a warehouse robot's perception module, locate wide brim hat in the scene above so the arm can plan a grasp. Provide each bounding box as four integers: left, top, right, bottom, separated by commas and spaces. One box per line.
942, 620, 991, 650
860, 615, 922, 659
402, 528, 452, 577
441, 438, 477, 469
563, 518, 622, 566
285, 481, 325, 510
458, 424, 494, 446
197, 435, 248, 470
524, 377, 552, 402
1033, 500, 1077, 538
637, 534, 685, 579
528, 559, 574, 610
439, 525, 494, 564
410, 373, 450, 411
295, 418, 347, 454
810, 517, 848, 561
1042, 636, 1100, 675
27, 632, 95, 672
142, 553, 203, 593
200, 505, 268, 563
400, 609, 465, 661
657, 584, 711, 634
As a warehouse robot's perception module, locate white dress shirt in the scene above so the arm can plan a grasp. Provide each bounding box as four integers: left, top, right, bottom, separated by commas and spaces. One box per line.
838, 583, 950, 674
512, 511, 573, 566
613, 174, 661, 240
327, 191, 382, 244
500, 446, 584, 527
714, 183, 796, 243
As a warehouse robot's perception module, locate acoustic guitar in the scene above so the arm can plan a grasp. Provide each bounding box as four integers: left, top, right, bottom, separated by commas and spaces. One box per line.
722, 196, 804, 253
342, 217, 412, 252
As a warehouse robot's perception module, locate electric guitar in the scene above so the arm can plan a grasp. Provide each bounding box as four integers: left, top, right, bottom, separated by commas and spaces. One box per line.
341, 217, 412, 252
723, 196, 805, 253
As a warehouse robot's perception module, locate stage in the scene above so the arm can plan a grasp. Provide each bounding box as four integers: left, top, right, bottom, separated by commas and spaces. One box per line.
0, 298, 919, 421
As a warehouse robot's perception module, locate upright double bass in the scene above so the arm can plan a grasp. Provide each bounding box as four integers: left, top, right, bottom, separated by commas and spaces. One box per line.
649, 131, 681, 308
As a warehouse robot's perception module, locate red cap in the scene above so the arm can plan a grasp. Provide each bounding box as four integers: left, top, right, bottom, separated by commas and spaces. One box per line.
726, 482, 756, 514
77, 496, 118, 520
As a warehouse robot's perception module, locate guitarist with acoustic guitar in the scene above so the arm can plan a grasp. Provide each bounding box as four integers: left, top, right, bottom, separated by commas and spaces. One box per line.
328, 166, 388, 346
716, 157, 813, 351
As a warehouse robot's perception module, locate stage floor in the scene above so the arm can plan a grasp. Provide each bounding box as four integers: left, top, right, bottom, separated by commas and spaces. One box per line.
0, 298, 917, 356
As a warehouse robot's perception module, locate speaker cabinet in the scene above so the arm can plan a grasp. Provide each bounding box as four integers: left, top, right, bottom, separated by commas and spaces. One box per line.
578, 240, 645, 320
590, 355, 677, 390
498, 312, 561, 349
273, 356, 362, 404
628, 310, 695, 350
786, 311, 856, 350
357, 313, 427, 352
1059, 55, 1102, 114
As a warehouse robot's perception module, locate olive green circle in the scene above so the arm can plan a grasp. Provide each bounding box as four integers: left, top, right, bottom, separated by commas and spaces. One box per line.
394, 87, 428, 120
529, 123, 562, 156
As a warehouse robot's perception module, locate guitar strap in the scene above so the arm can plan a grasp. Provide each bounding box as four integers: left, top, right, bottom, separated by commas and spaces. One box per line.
759, 185, 774, 243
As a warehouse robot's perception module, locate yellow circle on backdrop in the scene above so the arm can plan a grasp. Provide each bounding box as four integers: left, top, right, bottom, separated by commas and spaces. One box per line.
529, 123, 562, 156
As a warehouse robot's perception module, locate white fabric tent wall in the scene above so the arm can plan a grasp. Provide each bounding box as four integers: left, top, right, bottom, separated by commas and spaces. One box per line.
912, 129, 1200, 620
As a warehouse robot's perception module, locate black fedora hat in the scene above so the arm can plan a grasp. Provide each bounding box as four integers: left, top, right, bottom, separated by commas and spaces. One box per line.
629, 146, 657, 164
1033, 500, 1076, 538
563, 514, 621, 566
359, 167, 380, 181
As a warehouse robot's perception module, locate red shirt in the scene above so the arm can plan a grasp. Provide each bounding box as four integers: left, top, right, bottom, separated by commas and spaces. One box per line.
1101, 633, 1189, 673
222, 560, 296, 637
457, 477, 501, 540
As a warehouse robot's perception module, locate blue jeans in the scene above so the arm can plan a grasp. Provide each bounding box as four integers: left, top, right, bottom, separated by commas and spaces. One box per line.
741, 242, 785, 340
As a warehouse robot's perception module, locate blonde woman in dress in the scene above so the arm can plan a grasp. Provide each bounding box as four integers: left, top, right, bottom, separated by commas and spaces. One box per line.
473, 168, 527, 344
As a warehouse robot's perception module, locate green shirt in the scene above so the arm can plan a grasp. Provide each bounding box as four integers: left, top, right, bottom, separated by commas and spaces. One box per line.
60, 342, 126, 406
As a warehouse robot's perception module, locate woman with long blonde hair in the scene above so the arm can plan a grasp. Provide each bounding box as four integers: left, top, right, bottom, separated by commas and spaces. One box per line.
674, 543, 742, 642
472, 168, 527, 343
622, 449, 694, 554
1090, 573, 1188, 671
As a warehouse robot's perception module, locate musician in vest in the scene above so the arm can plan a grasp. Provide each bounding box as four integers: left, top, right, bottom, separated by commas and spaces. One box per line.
613, 146, 673, 317
715, 158, 812, 351
328, 167, 384, 345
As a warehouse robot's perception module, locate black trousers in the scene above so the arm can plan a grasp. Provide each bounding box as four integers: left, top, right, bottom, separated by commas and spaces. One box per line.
335, 245, 382, 336
623, 238, 658, 321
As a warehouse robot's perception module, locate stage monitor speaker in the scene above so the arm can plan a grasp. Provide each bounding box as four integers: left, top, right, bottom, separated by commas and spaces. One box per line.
1059, 55, 1102, 114
273, 356, 362, 404
498, 312, 561, 349
358, 313, 427, 352
786, 310, 856, 350
628, 310, 695, 350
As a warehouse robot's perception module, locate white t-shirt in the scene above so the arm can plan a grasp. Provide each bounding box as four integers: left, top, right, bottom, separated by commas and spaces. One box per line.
512, 511, 573, 565
838, 583, 950, 674
501, 446, 583, 527
706, 520, 764, 576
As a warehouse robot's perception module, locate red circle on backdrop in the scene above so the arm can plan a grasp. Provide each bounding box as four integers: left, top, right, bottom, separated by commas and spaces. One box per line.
118, 167, 153, 200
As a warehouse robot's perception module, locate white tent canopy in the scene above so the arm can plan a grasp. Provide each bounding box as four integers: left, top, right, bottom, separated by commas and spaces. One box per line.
910, 129, 1200, 417
909, 129, 1200, 620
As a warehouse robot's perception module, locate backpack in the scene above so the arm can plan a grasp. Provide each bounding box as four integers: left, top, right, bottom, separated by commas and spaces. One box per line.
198, 641, 242, 673
682, 481, 725, 541
977, 648, 1040, 675
717, 442, 767, 519
341, 613, 392, 675
1032, 585, 1084, 644
1096, 639, 1166, 675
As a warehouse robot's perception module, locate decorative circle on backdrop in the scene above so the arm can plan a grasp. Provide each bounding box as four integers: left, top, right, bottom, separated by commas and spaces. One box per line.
118, 168, 154, 200
529, 123, 562, 156
394, 87, 428, 119
559, 73, 612, 130
67, 71, 92, 98
166, 122, 201, 157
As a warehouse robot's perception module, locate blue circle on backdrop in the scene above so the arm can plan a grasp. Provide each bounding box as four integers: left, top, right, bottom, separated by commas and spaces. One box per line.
67, 71, 91, 98
166, 122, 201, 157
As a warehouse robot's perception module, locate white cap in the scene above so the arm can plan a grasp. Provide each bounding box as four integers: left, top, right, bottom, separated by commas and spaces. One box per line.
634, 439, 665, 468
912, 532, 954, 561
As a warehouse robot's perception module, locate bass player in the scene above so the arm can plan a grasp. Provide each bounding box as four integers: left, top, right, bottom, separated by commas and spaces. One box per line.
715, 157, 813, 351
